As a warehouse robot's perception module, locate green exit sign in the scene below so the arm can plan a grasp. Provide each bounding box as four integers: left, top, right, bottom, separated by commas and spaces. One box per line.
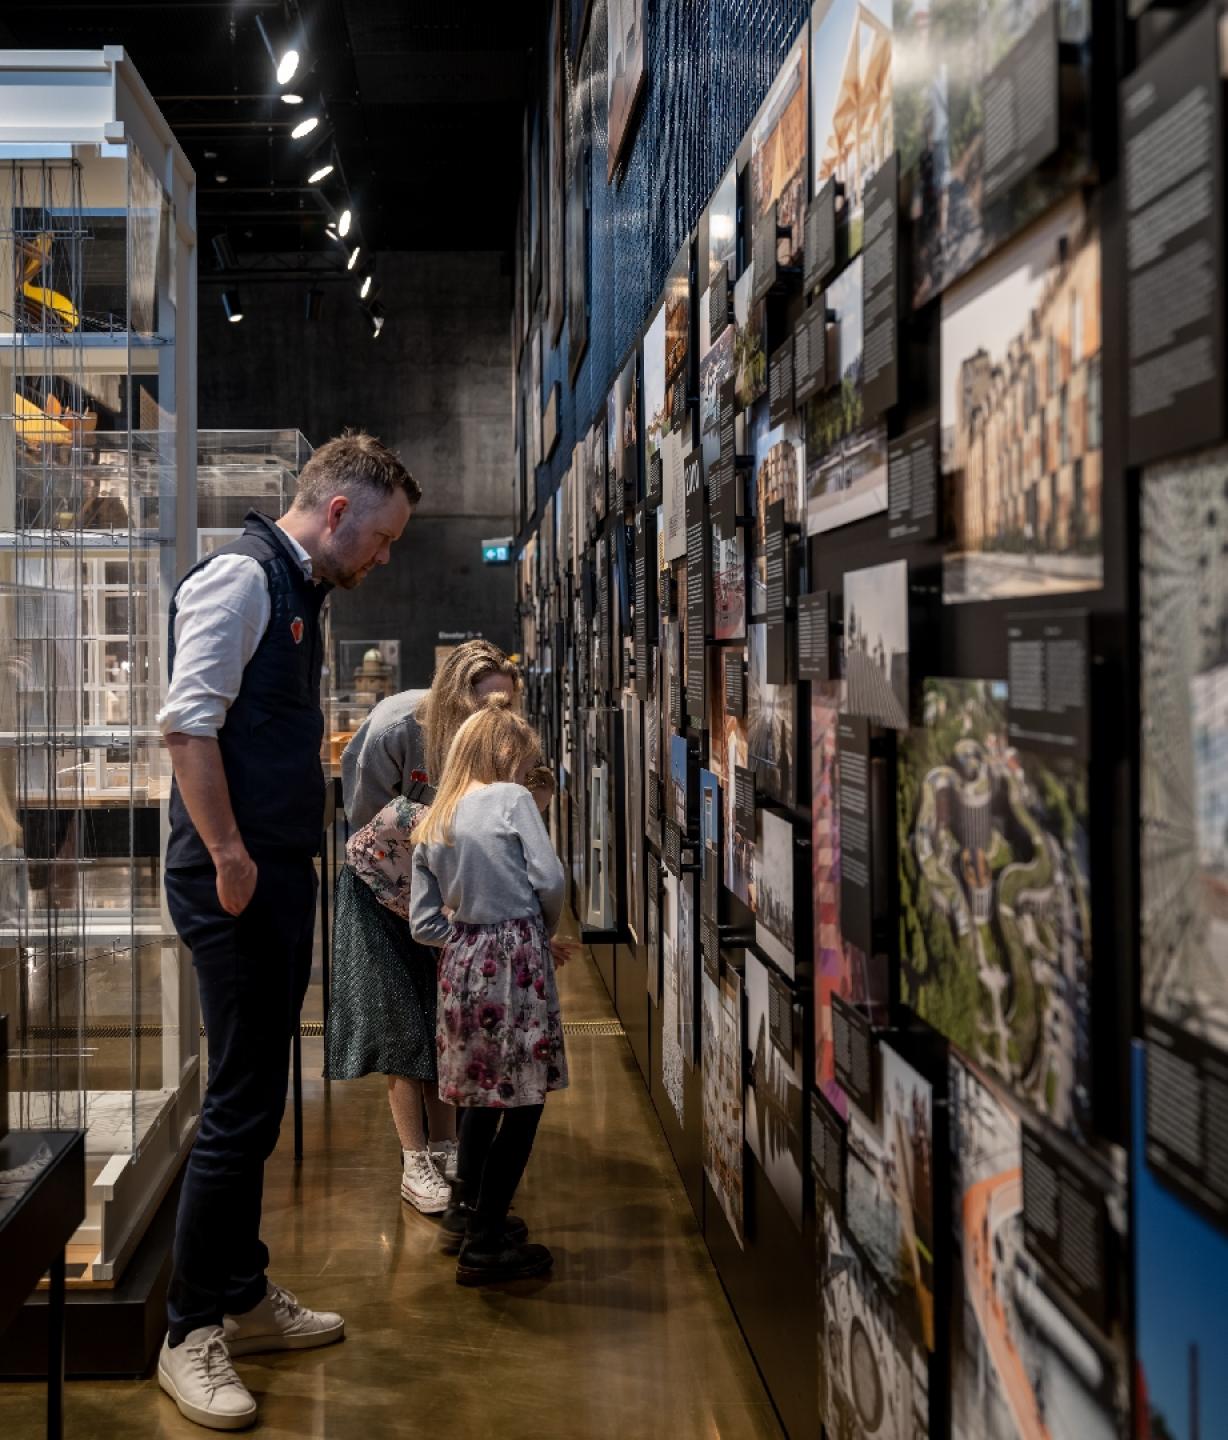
482, 537, 512, 565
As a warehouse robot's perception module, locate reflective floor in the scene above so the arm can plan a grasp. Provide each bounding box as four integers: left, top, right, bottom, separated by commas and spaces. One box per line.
1, 937, 782, 1439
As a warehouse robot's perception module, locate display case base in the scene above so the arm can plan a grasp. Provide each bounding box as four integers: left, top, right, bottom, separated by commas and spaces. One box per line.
0, 1168, 181, 1379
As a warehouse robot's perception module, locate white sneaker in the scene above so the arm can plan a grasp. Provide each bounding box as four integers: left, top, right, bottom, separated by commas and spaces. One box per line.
429, 1139, 459, 1183
158, 1326, 257, 1431
223, 1281, 345, 1356
401, 1147, 451, 1213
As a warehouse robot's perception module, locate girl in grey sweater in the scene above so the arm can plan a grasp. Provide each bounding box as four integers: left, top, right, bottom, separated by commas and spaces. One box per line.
409, 698, 567, 1284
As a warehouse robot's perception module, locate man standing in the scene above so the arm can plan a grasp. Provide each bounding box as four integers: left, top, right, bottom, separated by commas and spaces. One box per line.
155, 432, 420, 1431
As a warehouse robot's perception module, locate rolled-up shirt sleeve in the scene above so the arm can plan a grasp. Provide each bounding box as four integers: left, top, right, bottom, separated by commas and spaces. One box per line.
156, 555, 271, 739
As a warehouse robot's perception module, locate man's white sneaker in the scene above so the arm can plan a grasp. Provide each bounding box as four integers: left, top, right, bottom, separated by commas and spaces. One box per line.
158, 1326, 257, 1432
401, 1147, 451, 1213
428, 1139, 459, 1184
223, 1281, 345, 1356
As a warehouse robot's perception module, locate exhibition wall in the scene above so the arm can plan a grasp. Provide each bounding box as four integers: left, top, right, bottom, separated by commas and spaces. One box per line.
199, 251, 516, 680
514, 1, 1228, 1438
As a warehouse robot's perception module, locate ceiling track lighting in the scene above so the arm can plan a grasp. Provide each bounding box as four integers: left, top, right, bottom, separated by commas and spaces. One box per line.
347, 244, 361, 271
368, 300, 385, 339
338, 208, 353, 238
359, 273, 373, 300
222, 290, 244, 324
307, 162, 334, 185
291, 116, 320, 140
281, 92, 303, 105
255, 14, 301, 87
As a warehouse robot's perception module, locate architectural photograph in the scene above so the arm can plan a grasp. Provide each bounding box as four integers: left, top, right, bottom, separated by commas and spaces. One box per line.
844, 559, 910, 731
811, 0, 893, 253
745, 952, 805, 1230
805, 255, 890, 534
942, 197, 1103, 603
899, 679, 1095, 1141
949, 1056, 1127, 1440
1141, 444, 1228, 1058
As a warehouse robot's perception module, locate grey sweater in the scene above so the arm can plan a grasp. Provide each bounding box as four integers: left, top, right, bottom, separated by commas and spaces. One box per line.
409, 782, 566, 947
341, 688, 430, 829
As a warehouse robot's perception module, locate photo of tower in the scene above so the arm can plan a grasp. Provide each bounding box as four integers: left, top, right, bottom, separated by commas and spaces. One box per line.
844, 559, 910, 731
744, 950, 804, 1229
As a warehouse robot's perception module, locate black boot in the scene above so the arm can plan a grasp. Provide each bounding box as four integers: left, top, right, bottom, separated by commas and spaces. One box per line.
455, 1219, 552, 1286
439, 1201, 528, 1255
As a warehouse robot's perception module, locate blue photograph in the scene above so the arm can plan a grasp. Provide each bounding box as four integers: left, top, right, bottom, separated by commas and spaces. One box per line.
1132, 1041, 1228, 1440
670, 732, 690, 830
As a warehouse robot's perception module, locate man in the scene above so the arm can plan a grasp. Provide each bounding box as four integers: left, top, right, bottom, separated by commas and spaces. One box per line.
155, 432, 419, 1431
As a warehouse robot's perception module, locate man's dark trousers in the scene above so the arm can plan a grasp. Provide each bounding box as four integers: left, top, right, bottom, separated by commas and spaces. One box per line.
165, 857, 318, 1344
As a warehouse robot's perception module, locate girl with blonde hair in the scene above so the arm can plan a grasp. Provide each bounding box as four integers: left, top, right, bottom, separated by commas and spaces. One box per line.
327, 640, 522, 1213
410, 697, 567, 1285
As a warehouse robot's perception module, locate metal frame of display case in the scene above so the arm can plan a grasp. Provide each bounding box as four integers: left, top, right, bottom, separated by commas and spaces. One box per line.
0, 50, 198, 1289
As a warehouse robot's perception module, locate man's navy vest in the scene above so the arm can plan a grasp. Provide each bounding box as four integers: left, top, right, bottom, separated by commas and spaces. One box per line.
165, 510, 331, 871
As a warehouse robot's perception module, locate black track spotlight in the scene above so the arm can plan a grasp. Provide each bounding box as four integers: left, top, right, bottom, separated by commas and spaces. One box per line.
222, 290, 244, 324
305, 288, 324, 323
212, 232, 238, 271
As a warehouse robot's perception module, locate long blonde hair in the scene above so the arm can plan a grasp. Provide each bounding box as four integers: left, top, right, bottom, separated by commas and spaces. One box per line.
414, 640, 521, 780
412, 695, 543, 847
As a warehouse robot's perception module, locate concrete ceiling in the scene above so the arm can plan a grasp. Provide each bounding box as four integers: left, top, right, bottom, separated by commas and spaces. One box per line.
0, 0, 544, 261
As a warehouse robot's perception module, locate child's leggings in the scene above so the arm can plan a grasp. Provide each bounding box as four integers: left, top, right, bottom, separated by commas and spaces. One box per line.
457, 1104, 544, 1224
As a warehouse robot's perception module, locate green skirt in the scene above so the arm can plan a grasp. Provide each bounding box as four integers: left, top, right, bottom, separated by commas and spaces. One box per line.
323, 864, 438, 1081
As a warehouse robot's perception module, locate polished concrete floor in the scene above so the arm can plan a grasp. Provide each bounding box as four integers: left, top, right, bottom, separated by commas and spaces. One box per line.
1, 940, 783, 1439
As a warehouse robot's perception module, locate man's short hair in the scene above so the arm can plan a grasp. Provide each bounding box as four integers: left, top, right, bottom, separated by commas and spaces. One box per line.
293, 430, 421, 511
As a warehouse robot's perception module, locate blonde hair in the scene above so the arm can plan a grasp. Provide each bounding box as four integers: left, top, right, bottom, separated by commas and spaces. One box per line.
412, 695, 543, 847
414, 639, 521, 780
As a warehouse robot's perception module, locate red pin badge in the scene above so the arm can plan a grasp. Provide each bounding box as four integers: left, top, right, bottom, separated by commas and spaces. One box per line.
290, 616, 304, 644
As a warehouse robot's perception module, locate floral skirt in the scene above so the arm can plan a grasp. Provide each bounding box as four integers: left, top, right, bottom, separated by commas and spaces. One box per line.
437, 915, 568, 1108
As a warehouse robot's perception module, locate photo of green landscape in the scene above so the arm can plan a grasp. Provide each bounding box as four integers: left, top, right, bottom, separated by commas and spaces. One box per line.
897, 678, 1093, 1141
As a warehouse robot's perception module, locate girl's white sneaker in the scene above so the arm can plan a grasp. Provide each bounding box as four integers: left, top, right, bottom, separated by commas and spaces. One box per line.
429, 1138, 459, 1183
401, 1147, 451, 1213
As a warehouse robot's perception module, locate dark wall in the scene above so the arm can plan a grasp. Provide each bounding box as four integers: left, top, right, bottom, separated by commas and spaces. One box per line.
198, 251, 516, 686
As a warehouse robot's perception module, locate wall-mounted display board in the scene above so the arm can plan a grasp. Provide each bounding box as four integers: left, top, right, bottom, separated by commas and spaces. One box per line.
607, 0, 646, 179
511, 1, 1223, 1434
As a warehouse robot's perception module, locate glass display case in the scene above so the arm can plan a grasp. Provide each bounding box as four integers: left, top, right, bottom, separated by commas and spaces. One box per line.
196, 429, 313, 557
0, 50, 198, 1284
329, 639, 402, 763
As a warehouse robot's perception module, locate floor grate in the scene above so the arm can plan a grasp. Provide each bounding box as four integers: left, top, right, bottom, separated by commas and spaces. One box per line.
561, 1019, 625, 1037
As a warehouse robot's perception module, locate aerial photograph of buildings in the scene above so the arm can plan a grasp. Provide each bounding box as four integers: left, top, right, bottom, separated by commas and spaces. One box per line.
898, 679, 1094, 1141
